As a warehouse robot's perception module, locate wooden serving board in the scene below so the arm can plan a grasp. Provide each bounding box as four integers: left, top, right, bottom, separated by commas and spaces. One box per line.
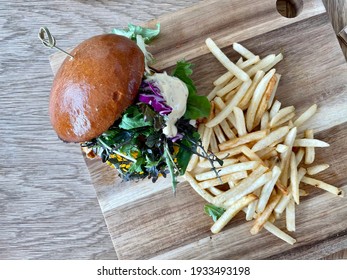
50, 0, 347, 259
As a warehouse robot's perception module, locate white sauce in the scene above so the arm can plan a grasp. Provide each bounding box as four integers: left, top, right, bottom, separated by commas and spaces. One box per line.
147, 72, 189, 137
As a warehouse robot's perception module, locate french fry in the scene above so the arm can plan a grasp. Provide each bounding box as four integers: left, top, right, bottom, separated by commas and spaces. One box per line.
217, 78, 243, 97
269, 99, 281, 119
268, 213, 276, 224
213, 57, 244, 86
297, 167, 307, 184
184, 172, 214, 204
219, 129, 268, 151
275, 167, 306, 215
213, 97, 238, 128
208, 101, 215, 121
288, 120, 294, 128
240, 55, 260, 68
238, 70, 265, 110
274, 189, 292, 215
254, 75, 277, 128
224, 87, 239, 102
293, 104, 318, 127
232, 127, 238, 135
276, 144, 288, 153
213, 55, 260, 86
206, 38, 250, 82
255, 146, 276, 159
236, 56, 244, 64
199, 171, 248, 189
272, 112, 296, 128
269, 136, 286, 148
286, 198, 296, 232
260, 111, 270, 130
209, 129, 219, 153
290, 151, 299, 204
275, 180, 288, 195
197, 123, 205, 139
207, 84, 224, 101
213, 96, 226, 110
214, 165, 268, 205
246, 188, 261, 221
269, 106, 295, 128
279, 127, 297, 187
279, 161, 290, 188
224, 170, 272, 207
250, 192, 281, 235
228, 181, 235, 188
195, 161, 259, 181
301, 176, 344, 196
233, 42, 256, 59
238, 155, 249, 162
211, 194, 257, 234
186, 154, 199, 172
246, 69, 276, 131
206, 79, 252, 127
251, 126, 289, 152
233, 107, 247, 136
220, 119, 236, 139
266, 158, 280, 170
213, 125, 226, 143
214, 72, 234, 87
299, 189, 309, 196
304, 130, 315, 164
241, 146, 264, 163
307, 164, 329, 175
247, 54, 276, 77
201, 127, 212, 159
260, 150, 278, 161
213, 72, 232, 87
257, 166, 282, 213
293, 138, 329, 148
262, 53, 284, 73
295, 147, 305, 166
263, 222, 296, 245
267, 73, 281, 109
208, 186, 223, 196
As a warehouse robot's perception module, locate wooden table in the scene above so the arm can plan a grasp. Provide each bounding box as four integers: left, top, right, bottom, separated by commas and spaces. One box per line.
0, 0, 346, 259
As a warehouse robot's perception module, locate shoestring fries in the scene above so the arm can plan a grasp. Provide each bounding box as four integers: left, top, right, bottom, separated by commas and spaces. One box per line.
185, 39, 344, 245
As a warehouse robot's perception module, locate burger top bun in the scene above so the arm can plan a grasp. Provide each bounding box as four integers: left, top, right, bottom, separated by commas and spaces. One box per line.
49, 34, 145, 143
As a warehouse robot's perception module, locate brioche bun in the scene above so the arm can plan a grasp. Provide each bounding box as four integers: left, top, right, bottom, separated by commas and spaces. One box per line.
49, 34, 145, 142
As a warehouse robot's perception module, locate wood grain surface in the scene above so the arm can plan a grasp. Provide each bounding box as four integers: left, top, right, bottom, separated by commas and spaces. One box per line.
0, 0, 346, 260
50, 0, 347, 259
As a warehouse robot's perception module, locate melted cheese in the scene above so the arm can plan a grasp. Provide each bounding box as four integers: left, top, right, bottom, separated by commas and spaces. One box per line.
147, 72, 189, 137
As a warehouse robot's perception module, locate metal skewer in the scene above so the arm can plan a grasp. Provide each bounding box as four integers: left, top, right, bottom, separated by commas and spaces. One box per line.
38, 26, 74, 59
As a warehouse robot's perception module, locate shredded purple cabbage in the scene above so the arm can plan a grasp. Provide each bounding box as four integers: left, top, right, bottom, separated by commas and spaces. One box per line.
170, 133, 183, 142
138, 80, 172, 116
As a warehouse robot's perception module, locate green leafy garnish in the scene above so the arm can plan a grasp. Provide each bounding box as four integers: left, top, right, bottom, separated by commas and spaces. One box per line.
82, 102, 168, 182
204, 204, 226, 222
119, 106, 151, 130
112, 23, 160, 43
172, 60, 211, 119
112, 23, 160, 71
163, 141, 180, 193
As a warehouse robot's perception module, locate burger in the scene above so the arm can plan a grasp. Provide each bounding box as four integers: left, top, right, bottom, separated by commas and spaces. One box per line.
48, 24, 214, 191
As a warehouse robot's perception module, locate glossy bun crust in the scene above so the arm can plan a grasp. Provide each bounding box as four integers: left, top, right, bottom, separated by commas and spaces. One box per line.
49, 34, 145, 142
